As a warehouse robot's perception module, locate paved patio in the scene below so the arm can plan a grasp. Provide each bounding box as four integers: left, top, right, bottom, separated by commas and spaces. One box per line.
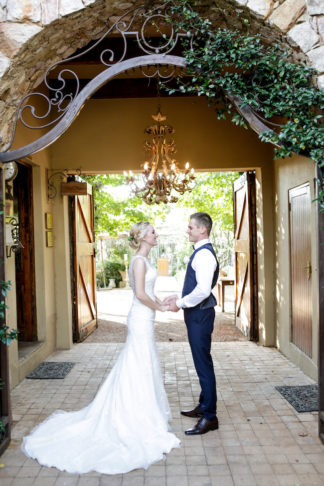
1, 340, 324, 486
90, 278, 245, 343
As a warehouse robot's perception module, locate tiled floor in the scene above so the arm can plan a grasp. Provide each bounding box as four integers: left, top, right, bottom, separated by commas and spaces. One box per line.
1, 341, 324, 486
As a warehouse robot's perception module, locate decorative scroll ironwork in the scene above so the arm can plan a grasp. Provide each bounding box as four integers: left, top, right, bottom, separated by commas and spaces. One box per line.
0, 55, 187, 163
5, 217, 24, 258
0, 1, 283, 163
2, 2, 191, 155
47, 168, 82, 199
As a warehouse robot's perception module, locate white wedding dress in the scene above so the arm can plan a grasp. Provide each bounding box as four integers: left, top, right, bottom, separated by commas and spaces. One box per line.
22, 255, 180, 474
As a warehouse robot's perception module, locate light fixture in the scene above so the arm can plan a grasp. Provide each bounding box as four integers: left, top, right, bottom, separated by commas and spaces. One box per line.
6, 217, 24, 258
47, 168, 83, 199
124, 101, 195, 205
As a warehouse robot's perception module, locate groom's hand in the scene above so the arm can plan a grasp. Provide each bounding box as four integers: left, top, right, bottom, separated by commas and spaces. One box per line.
163, 294, 178, 305
168, 297, 180, 312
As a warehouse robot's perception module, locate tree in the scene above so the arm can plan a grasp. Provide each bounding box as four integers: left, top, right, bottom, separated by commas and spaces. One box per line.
85, 172, 239, 269
175, 172, 240, 267
83, 174, 170, 236
167, 0, 324, 207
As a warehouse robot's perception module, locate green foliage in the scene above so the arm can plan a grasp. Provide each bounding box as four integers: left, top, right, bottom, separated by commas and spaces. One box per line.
176, 172, 238, 230
87, 170, 239, 269
97, 260, 126, 288
108, 240, 131, 261
166, 0, 324, 205
176, 172, 239, 267
0, 280, 11, 320
0, 325, 19, 345
168, 241, 191, 273
0, 279, 18, 344
83, 174, 170, 236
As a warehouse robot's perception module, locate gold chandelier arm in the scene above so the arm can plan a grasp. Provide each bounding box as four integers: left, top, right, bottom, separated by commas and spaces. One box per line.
126, 97, 195, 204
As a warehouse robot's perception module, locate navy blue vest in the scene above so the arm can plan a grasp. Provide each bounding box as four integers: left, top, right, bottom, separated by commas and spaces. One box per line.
182, 243, 219, 309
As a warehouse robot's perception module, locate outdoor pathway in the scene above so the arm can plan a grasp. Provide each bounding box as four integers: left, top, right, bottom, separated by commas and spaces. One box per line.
1, 341, 324, 486
89, 277, 245, 343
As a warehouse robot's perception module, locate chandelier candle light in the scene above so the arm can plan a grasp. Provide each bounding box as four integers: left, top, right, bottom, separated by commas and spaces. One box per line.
124, 106, 195, 205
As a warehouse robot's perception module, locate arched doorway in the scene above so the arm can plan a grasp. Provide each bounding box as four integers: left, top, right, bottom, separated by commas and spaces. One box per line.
0, 2, 271, 349
0, 2, 322, 448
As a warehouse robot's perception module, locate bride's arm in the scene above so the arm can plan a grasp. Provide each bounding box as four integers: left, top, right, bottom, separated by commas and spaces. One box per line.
133, 259, 168, 311
155, 295, 163, 305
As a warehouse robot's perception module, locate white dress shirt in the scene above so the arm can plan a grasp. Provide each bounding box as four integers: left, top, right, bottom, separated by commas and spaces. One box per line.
176, 238, 217, 309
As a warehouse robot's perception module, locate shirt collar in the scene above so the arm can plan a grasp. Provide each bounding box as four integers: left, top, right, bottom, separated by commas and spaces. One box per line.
193, 238, 210, 250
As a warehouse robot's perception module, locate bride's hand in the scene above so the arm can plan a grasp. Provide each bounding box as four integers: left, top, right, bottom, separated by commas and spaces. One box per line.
159, 304, 170, 312
162, 294, 178, 304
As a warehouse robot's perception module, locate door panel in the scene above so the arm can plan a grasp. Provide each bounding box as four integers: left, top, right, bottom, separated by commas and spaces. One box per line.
13, 162, 37, 342
72, 187, 97, 342
233, 172, 258, 339
289, 184, 312, 357
317, 168, 324, 444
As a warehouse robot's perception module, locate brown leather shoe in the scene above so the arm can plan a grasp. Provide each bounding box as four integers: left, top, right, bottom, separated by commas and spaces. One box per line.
180, 405, 202, 418
185, 416, 219, 435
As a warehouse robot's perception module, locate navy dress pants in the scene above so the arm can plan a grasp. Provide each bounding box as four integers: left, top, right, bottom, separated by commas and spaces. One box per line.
184, 306, 217, 420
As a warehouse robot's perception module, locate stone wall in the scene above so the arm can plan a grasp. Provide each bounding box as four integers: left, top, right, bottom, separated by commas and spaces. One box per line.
0, 0, 323, 148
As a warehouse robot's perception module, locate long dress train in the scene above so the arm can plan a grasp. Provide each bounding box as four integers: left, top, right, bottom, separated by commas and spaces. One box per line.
22, 255, 180, 474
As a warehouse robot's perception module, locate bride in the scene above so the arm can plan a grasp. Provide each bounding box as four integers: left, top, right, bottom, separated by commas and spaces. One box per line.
22, 221, 180, 474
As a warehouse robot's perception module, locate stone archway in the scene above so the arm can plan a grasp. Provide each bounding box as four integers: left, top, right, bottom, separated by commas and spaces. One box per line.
0, 0, 323, 150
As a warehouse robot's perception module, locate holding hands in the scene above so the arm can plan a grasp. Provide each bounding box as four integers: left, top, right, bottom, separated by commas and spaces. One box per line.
155, 296, 171, 312
156, 295, 180, 312
159, 304, 170, 312
162, 295, 180, 313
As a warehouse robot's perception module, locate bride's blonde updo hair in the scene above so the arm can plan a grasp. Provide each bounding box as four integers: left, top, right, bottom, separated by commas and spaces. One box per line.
128, 221, 150, 250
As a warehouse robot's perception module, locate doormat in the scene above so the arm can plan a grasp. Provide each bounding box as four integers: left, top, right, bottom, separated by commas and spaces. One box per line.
275, 384, 318, 413
26, 361, 75, 379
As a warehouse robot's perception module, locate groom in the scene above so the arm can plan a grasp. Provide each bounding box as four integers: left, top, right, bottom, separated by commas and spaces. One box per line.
166, 212, 219, 435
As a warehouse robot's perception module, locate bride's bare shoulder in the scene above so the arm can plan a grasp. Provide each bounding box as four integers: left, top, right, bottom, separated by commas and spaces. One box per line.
131, 255, 147, 267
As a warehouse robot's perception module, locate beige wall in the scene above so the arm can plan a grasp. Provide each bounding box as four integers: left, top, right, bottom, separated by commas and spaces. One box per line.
50, 97, 273, 172
255, 164, 275, 346
274, 154, 318, 381
6, 100, 58, 388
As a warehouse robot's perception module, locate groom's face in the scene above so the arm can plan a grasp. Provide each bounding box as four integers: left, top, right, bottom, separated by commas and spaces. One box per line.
187, 218, 203, 243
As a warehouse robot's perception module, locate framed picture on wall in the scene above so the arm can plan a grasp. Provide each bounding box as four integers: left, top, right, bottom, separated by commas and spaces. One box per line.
45, 212, 53, 229
46, 230, 54, 247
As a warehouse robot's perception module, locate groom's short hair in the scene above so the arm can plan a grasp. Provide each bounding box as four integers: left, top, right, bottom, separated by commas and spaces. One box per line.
190, 212, 213, 235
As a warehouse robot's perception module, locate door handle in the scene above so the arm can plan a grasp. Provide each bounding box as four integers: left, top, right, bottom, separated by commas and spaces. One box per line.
304, 261, 312, 280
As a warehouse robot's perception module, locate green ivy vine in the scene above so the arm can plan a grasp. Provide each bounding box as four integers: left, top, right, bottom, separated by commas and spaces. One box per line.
165, 0, 324, 204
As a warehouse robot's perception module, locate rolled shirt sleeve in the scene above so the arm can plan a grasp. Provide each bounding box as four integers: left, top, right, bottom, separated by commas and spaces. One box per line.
176, 249, 217, 309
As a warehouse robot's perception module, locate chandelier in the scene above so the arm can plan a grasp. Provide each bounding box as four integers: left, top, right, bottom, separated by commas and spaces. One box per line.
124, 105, 195, 205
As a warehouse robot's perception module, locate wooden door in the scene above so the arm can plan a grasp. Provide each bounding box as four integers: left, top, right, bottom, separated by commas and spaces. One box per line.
71, 186, 97, 342
289, 184, 312, 357
317, 168, 324, 444
157, 258, 169, 276
233, 172, 258, 340
13, 162, 37, 342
